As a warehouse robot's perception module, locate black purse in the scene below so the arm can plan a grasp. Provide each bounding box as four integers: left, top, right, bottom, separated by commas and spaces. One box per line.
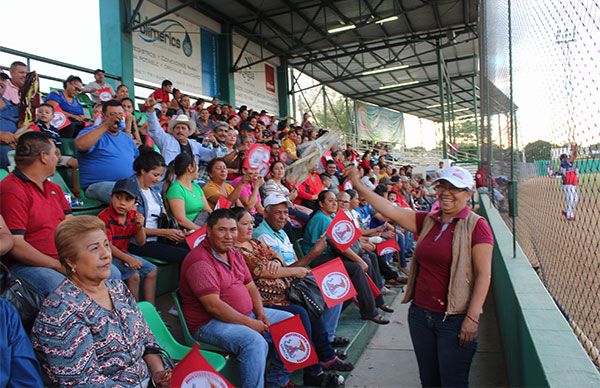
0, 262, 44, 331
287, 277, 327, 321
156, 213, 181, 245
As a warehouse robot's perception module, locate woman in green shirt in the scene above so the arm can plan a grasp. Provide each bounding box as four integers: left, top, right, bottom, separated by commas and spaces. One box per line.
164, 153, 212, 230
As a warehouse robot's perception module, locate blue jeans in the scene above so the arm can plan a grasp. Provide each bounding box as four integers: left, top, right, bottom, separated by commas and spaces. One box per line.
111, 255, 157, 280
322, 304, 343, 342
408, 304, 477, 387
195, 308, 293, 388
11, 264, 121, 296
85, 181, 116, 204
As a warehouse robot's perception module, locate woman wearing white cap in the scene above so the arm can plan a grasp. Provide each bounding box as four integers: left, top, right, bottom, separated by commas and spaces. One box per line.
345, 165, 494, 387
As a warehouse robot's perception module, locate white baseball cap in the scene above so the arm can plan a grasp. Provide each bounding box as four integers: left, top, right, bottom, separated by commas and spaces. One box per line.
433, 166, 475, 190
263, 193, 292, 208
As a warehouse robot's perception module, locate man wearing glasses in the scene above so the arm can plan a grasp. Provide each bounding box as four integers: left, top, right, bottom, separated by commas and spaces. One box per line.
74, 100, 139, 203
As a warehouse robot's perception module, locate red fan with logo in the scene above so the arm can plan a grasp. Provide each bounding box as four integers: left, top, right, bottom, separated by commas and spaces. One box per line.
270, 315, 319, 372
50, 106, 71, 131
311, 257, 358, 308
97, 87, 113, 102
376, 238, 400, 256
170, 343, 233, 388
243, 143, 271, 176
185, 224, 207, 250
326, 210, 362, 252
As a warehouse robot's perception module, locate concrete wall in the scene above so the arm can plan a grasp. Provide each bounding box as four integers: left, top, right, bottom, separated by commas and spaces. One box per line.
479, 195, 600, 386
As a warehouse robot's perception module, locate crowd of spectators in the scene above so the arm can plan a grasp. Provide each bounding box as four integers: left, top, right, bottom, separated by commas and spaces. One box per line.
0, 62, 484, 387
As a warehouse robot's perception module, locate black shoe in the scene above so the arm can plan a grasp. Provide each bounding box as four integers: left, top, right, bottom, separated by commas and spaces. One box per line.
378, 304, 394, 313
363, 314, 390, 325
303, 371, 345, 387
331, 336, 350, 348
322, 357, 354, 372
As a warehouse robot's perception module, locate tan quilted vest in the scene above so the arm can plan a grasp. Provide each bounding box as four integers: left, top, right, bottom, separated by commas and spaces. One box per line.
402, 211, 482, 315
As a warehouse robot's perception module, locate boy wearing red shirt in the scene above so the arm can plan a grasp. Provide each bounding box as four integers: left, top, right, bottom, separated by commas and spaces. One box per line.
98, 179, 158, 304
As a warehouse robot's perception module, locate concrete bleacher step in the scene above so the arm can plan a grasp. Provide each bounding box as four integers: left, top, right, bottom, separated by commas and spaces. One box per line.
290, 289, 402, 384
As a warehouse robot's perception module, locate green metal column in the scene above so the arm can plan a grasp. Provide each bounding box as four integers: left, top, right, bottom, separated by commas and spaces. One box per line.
99, 0, 134, 91
277, 57, 289, 118
448, 79, 456, 144
436, 41, 447, 159
322, 87, 328, 128
472, 75, 480, 160
289, 68, 296, 121
218, 23, 235, 105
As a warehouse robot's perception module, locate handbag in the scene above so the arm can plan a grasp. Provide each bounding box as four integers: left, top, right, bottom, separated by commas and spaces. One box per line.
156, 212, 181, 245
287, 277, 327, 321
0, 262, 44, 331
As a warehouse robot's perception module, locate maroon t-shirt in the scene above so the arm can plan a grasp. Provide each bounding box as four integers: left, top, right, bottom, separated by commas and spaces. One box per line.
413, 207, 493, 313
180, 239, 254, 333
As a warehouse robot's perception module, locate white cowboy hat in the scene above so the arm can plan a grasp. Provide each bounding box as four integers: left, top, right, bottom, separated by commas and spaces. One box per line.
168, 114, 196, 133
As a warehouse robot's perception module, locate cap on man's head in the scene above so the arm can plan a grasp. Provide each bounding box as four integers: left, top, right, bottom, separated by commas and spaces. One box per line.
264, 193, 292, 208
0, 72, 9, 81
433, 166, 475, 190
94, 69, 105, 75
111, 179, 139, 200
390, 175, 400, 183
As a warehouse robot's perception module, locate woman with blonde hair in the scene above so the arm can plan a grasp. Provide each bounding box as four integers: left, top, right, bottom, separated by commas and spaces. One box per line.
32, 216, 171, 387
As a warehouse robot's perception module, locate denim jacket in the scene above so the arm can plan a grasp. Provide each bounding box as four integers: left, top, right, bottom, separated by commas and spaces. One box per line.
124, 174, 164, 244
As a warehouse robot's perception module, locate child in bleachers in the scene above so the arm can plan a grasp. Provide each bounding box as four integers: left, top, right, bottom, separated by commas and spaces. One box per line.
98, 179, 158, 305
19, 103, 80, 196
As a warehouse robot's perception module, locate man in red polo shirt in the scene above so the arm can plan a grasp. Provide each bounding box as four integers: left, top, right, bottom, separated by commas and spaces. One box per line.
179, 209, 293, 388
0, 132, 120, 296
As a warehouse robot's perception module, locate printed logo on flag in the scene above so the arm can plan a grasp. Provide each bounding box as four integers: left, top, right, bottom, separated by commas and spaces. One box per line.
181, 370, 229, 388
270, 315, 318, 372
376, 238, 400, 256
331, 220, 356, 245
380, 247, 396, 255
244, 144, 271, 177
98, 88, 113, 102
52, 111, 68, 128
321, 271, 351, 299
278, 332, 312, 364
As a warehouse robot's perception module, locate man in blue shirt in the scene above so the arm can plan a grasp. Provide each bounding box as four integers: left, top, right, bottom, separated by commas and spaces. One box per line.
0, 73, 19, 170
254, 193, 326, 266
75, 100, 139, 203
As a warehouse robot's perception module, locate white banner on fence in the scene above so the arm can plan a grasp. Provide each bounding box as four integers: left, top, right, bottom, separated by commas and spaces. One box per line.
131, 0, 202, 94
355, 101, 405, 145
232, 46, 279, 115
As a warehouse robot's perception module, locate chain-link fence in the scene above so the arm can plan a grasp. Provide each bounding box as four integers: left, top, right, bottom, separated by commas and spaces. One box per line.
480, 0, 600, 367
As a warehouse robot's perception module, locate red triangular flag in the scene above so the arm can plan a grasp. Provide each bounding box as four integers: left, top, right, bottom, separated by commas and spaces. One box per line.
214, 196, 232, 210
97, 87, 113, 102
185, 225, 207, 249
170, 343, 233, 388
270, 315, 319, 372
311, 257, 358, 308
376, 238, 400, 256
366, 274, 382, 298
243, 143, 271, 170
326, 210, 362, 252
51, 106, 71, 130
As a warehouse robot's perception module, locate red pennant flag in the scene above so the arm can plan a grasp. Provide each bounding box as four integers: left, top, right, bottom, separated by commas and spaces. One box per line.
366, 274, 382, 298
376, 238, 400, 256
51, 106, 71, 130
170, 343, 233, 388
97, 87, 113, 102
270, 315, 319, 372
185, 225, 207, 250
311, 257, 358, 308
214, 196, 232, 210
326, 210, 362, 252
